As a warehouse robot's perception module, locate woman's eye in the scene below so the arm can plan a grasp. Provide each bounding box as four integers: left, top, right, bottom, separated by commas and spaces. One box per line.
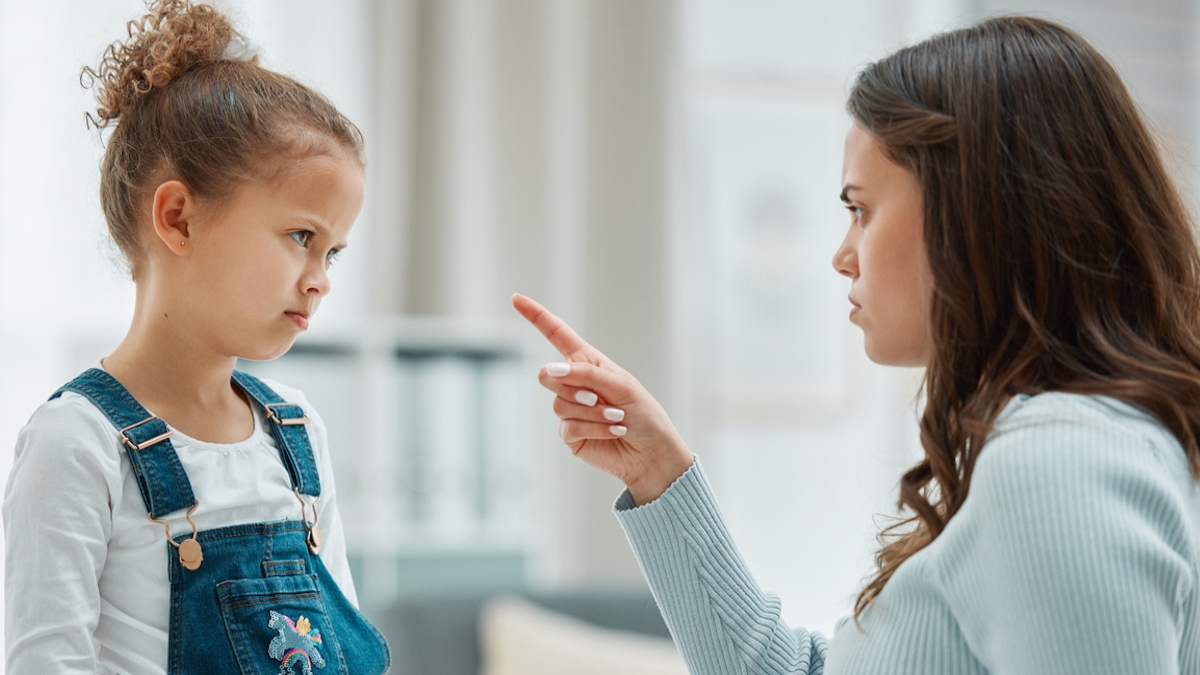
325, 248, 342, 266
290, 231, 312, 247
847, 205, 864, 221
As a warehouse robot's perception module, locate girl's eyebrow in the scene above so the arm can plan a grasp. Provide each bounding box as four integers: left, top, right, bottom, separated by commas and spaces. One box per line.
840, 185, 861, 204
297, 215, 349, 249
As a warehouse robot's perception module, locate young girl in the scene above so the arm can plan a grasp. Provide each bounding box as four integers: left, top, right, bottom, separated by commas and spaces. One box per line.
515, 16, 1200, 675
4, 2, 389, 673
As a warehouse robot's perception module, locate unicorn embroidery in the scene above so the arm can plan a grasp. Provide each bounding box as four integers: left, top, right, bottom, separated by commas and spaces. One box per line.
268, 611, 327, 674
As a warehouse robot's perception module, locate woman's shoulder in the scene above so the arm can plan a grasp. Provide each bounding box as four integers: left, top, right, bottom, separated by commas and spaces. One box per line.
996, 390, 1169, 432
956, 392, 1198, 563
985, 391, 1189, 481
930, 392, 1200, 661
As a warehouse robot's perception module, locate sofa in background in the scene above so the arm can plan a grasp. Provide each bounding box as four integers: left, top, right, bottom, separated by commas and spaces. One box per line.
373, 588, 676, 675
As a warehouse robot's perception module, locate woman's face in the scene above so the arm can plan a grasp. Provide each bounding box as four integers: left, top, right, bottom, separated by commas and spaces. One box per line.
832, 123, 933, 367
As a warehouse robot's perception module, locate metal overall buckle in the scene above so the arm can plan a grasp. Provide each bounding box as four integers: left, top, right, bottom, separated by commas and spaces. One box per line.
117, 415, 172, 451
294, 488, 322, 555
149, 503, 204, 571
119, 416, 203, 570
263, 402, 311, 426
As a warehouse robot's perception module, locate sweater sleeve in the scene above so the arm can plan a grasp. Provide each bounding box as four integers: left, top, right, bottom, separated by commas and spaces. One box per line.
615, 459, 828, 675
4, 396, 120, 675
934, 397, 1195, 675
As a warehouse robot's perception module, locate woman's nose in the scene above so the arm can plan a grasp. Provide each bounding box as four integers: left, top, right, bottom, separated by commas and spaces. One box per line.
832, 239, 858, 279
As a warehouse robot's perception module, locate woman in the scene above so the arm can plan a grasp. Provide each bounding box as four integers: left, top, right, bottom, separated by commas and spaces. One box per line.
513, 16, 1200, 674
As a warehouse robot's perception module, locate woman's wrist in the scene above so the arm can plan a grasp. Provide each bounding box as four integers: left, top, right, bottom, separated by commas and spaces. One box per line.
627, 449, 695, 506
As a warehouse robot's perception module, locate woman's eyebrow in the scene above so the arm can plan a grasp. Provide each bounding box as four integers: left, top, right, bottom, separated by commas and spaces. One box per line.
840, 185, 861, 203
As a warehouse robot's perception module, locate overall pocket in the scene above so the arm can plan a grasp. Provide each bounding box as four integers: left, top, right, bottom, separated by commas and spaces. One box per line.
218, 574, 347, 675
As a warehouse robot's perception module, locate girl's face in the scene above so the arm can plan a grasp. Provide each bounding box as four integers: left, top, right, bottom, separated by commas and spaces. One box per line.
832, 123, 933, 367
164, 150, 365, 361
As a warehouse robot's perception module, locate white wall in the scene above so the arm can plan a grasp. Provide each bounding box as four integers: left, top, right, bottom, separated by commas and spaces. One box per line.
0, 2, 146, 658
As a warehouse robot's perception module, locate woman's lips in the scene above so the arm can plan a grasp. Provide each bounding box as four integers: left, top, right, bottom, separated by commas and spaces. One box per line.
849, 297, 862, 321
286, 312, 310, 330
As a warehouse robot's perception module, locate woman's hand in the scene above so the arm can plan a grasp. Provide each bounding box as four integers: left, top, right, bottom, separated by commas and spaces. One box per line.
512, 293, 694, 505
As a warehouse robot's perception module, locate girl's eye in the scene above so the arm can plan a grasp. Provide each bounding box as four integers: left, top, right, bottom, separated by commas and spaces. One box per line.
290, 231, 313, 247
325, 248, 342, 266
846, 205, 864, 221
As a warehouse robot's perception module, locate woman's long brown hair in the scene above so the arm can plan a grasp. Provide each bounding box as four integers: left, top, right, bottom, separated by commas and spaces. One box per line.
848, 16, 1200, 617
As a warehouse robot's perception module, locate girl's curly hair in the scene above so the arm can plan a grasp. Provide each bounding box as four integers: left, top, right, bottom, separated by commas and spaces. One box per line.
84, 0, 238, 127
82, 0, 364, 278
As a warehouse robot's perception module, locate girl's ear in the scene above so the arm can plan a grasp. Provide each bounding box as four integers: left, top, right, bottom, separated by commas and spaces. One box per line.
151, 180, 198, 255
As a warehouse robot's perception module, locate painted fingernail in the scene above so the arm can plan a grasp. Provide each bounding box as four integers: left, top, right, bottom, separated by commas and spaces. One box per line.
610, 425, 627, 437
603, 407, 625, 422
575, 390, 598, 407
559, 420, 568, 439
547, 362, 571, 377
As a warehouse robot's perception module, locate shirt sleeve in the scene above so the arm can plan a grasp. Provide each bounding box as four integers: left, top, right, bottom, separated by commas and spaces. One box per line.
615, 459, 828, 675
4, 396, 120, 675
933, 398, 1194, 675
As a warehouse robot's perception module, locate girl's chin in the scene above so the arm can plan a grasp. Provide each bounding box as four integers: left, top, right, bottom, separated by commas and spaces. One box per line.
236, 337, 299, 363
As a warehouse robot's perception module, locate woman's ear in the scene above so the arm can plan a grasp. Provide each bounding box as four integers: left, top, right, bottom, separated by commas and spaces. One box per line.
151, 180, 198, 255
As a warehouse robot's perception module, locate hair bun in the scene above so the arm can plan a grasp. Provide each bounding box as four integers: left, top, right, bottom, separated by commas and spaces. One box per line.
84, 0, 244, 127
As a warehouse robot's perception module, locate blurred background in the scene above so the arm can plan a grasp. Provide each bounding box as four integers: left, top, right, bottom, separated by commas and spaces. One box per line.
1, 0, 1197, 670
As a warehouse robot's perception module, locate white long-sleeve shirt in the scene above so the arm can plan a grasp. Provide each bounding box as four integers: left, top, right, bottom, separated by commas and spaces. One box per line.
4, 375, 357, 675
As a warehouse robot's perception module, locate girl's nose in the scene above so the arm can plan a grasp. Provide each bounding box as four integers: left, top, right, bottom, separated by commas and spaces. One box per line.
303, 265, 331, 296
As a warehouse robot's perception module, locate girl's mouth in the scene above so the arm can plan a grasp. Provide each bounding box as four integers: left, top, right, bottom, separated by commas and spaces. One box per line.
286, 312, 310, 330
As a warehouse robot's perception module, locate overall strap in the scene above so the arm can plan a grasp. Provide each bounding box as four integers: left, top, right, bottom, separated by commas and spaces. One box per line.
50, 368, 196, 519
230, 371, 322, 497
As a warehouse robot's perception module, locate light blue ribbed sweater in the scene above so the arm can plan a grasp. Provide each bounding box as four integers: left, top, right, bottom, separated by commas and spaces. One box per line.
614, 393, 1200, 674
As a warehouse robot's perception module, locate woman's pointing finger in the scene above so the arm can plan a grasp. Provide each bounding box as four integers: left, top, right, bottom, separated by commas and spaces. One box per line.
511, 293, 592, 358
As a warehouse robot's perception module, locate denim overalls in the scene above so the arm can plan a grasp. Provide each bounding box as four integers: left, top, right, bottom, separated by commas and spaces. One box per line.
51, 368, 391, 675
